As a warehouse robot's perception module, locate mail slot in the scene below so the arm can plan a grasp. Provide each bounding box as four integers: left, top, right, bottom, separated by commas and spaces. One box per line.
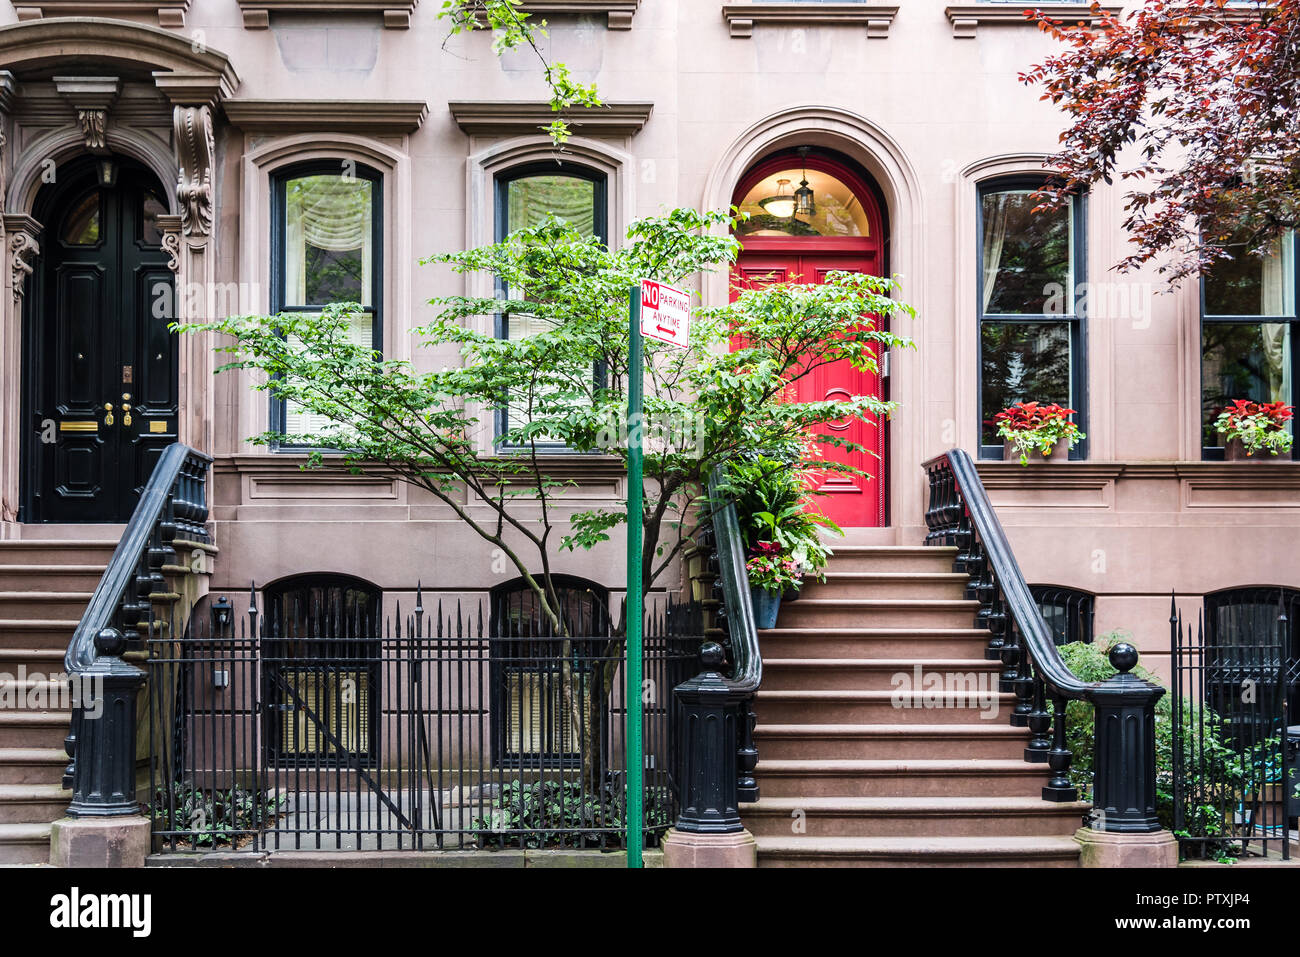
59, 421, 98, 433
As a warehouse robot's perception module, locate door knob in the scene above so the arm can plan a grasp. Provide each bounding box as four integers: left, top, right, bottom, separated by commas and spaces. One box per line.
103, 402, 114, 427
121, 402, 132, 427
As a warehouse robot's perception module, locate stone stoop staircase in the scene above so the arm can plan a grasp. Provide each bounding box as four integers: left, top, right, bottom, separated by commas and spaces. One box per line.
740, 545, 1090, 867
0, 539, 116, 864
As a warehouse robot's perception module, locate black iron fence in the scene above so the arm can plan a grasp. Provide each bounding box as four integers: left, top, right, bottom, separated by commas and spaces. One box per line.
1171, 594, 1295, 860
146, 589, 700, 852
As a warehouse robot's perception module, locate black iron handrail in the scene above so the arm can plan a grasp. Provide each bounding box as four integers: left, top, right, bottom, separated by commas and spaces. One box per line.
66, 442, 211, 672
706, 465, 761, 692
924, 448, 1087, 699
923, 448, 1166, 834
62, 442, 211, 817
669, 466, 763, 835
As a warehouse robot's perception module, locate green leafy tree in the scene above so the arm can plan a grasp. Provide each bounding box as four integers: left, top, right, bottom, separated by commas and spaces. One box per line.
439, 1, 602, 144
180, 208, 915, 781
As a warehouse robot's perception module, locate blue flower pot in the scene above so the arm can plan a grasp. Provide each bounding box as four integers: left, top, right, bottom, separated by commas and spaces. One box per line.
751, 586, 782, 629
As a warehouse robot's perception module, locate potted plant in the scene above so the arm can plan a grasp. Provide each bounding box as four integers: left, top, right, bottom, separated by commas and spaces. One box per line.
746, 541, 802, 629
994, 401, 1086, 465
724, 453, 843, 602
1213, 399, 1294, 461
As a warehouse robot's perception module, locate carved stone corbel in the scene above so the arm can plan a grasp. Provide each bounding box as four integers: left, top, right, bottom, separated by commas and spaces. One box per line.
157, 214, 183, 273
173, 105, 215, 237
4, 215, 41, 303
54, 77, 121, 156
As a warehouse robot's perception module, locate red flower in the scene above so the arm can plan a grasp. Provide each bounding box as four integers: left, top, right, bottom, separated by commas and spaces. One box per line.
993, 401, 1078, 432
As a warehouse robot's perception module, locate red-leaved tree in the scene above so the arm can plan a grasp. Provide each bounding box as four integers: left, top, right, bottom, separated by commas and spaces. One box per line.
1022, 0, 1300, 283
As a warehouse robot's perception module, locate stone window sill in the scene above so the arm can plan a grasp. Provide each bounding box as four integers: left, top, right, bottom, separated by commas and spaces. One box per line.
944, 4, 1123, 38
15, 1, 190, 28
235, 1, 418, 29
518, 1, 641, 29
721, 3, 900, 39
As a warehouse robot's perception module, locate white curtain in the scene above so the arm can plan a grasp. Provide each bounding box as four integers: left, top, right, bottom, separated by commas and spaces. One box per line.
981, 193, 1011, 313
285, 175, 373, 307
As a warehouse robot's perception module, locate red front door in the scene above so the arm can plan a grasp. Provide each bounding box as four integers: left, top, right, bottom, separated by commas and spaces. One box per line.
732, 244, 886, 527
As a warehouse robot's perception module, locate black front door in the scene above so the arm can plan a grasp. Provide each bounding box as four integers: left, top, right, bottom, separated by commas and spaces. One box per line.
25, 158, 178, 523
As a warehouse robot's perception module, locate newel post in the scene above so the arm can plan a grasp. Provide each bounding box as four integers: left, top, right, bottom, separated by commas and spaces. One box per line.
67, 628, 147, 817
1074, 642, 1179, 867
662, 642, 757, 867
50, 628, 152, 867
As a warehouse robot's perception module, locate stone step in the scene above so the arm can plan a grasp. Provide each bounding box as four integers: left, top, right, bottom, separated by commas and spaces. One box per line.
0, 620, 79, 649
775, 599, 982, 630
0, 649, 67, 674
0, 541, 117, 566
0, 565, 106, 592
758, 628, 992, 659
753, 834, 1081, 867
0, 592, 95, 621
754, 758, 1051, 798
821, 546, 959, 574
0, 712, 71, 750
0, 784, 68, 825
797, 573, 971, 601
0, 748, 68, 786
741, 796, 1091, 838
761, 658, 999, 692
752, 723, 1032, 760
755, 689, 1015, 725
0, 822, 53, 865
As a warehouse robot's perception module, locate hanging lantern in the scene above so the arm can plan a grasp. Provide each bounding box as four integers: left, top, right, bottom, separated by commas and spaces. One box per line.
793, 147, 816, 219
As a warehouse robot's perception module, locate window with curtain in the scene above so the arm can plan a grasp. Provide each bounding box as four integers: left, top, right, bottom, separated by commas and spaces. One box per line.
493, 165, 607, 447
271, 162, 382, 444
488, 575, 610, 767
261, 574, 382, 766
977, 179, 1086, 458
1200, 232, 1297, 458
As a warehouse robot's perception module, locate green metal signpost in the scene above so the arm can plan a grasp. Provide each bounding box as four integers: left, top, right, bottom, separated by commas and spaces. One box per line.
625, 285, 645, 869
626, 279, 688, 868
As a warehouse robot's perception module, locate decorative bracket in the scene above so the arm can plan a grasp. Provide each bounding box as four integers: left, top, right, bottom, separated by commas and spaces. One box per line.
54, 77, 121, 156
173, 105, 215, 238
157, 215, 183, 273
5, 215, 42, 304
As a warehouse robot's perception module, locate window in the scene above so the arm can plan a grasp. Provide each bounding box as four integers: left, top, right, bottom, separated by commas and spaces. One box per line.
977, 179, 1087, 458
488, 575, 610, 767
1203, 587, 1298, 749
271, 162, 382, 444
1200, 233, 1297, 459
1030, 585, 1095, 646
262, 574, 382, 766
493, 164, 607, 446
60, 190, 101, 246
735, 164, 870, 238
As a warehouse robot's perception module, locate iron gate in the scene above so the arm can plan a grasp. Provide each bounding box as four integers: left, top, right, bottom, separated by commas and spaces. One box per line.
1170, 591, 1296, 860
147, 588, 699, 852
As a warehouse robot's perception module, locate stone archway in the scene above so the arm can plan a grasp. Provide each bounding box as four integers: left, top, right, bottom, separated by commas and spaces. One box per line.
701, 104, 928, 538
0, 18, 239, 531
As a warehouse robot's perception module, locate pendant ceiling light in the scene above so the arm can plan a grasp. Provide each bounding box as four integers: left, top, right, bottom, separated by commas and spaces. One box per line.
758, 178, 795, 219
793, 147, 816, 219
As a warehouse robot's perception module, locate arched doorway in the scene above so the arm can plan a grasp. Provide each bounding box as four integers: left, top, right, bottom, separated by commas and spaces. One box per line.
23, 155, 177, 523
731, 147, 890, 527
